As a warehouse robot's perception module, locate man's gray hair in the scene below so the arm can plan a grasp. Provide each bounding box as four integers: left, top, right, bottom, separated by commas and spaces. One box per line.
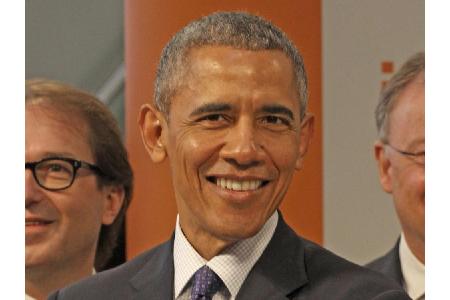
375, 52, 425, 139
154, 11, 308, 120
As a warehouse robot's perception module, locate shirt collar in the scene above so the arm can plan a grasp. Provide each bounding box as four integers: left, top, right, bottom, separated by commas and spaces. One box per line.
25, 294, 36, 300
173, 211, 278, 298
399, 233, 425, 300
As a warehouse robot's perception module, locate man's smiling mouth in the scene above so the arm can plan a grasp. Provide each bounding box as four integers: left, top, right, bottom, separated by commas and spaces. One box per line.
206, 176, 269, 191
25, 218, 54, 226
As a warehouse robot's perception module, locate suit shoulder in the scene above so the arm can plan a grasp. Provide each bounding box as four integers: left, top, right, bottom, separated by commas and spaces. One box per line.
366, 241, 398, 271
49, 240, 172, 299
366, 253, 389, 271
365, 242, 403, 285
298, 237, 408, 299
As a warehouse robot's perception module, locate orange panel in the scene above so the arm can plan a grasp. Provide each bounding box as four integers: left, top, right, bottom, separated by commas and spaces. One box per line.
381, 61, 394, 74
125, 0, 322, 259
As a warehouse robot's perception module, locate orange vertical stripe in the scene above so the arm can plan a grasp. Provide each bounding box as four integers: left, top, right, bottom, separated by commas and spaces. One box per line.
381, 61, 394, 74
125, 0, 322, 259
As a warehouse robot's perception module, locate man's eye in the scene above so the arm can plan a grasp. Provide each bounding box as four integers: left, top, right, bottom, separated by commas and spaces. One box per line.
48, 164, 62, 172
261, 116, 290, 126
47, 164, 71, 173
198, 114, 227, 122
39, 162, 72, 175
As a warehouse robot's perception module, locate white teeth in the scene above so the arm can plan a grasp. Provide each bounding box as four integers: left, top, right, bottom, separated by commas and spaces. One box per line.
216, 178, 263, 191
232, 181, 241, 191
242, 181, 250, 190
226, 179, 232, 190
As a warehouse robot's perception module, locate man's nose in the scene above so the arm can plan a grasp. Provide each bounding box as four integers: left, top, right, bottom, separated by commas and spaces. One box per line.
220, 120, 263, 168
25, 169, 44, 207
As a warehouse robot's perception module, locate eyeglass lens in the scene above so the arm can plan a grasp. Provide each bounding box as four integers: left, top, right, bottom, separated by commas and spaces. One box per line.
35, 159, 75, 189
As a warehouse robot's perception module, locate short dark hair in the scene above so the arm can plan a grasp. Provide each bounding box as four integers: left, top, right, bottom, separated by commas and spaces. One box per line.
375, 52, 425, 139
25, 78, 133, 269
155, 11, 308, 120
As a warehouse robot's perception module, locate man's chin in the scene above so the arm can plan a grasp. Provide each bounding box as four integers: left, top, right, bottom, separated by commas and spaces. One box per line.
25, 255, 46, 270
26, 244, 59, 270
211, 220, 264, 242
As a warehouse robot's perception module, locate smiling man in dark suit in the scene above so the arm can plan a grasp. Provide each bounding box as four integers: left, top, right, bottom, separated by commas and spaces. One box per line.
367, 52, 425, 300
25, 79, 133, 300
49, 11, 410, 300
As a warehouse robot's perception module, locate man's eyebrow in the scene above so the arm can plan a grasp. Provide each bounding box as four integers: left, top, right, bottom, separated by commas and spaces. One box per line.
260, 105, 294, 120
41, 152, 76, 159
189, 103, 232, 117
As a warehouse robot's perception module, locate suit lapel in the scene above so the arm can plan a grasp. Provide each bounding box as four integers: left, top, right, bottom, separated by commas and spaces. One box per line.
130, 235, 175, 300
237, 214, 308, 299
383, 239, 403, 285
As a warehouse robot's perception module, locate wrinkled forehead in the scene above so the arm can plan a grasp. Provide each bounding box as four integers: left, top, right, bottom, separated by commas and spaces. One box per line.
179, 47, 297, 101
186, 46, 293, 72
195, 47, 290, 73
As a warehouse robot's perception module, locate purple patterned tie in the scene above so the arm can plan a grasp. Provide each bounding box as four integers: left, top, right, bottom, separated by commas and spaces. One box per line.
190, 265, 223, 300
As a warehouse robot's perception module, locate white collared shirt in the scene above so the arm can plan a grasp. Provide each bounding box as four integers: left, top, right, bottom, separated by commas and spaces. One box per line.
25, 294, 35, 300
399, 233, 425, 300
173, 211, 278, 300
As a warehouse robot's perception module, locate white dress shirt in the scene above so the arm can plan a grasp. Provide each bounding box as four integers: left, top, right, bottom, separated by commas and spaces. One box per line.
25, 294, 35, 300
173, 211, 278, 300
399, 233, 425, 300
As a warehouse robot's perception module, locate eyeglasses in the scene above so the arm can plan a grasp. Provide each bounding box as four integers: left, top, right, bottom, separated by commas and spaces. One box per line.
384, 143, 425, 166
25, 157, 104, 191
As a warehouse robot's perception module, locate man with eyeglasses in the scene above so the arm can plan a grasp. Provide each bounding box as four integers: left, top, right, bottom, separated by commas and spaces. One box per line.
25, 79, 133, 300
367, 52, 425, 300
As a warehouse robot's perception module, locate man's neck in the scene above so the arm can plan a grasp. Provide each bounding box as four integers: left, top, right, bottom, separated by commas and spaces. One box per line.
403, 231, 425, 264
26, 260, 94, 300
180, 226, 237, 260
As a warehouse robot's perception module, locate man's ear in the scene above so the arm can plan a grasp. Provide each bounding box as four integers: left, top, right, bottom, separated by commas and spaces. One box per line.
102, 185, 125, 225
138, 104, 167, 163
295, 113, 315, 170
374, 141, 393, 193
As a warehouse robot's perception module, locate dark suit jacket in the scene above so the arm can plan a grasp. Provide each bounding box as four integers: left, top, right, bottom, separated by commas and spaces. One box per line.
366, 240, 403, 286
49, 216, 410, 299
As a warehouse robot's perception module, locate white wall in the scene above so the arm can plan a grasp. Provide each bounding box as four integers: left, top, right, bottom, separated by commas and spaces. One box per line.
322, 0, 424, 264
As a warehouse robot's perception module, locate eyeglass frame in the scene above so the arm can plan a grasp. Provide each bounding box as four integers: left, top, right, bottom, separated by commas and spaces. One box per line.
383, 142, 425, 166
25, 157, 105, 191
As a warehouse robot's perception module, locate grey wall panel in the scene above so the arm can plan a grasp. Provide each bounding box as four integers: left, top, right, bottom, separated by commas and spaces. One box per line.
322, 0, 424, 264
26, 0, 123, 96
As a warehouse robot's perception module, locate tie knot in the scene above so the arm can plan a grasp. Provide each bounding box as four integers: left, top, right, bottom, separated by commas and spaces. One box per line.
190, 265, 223, 300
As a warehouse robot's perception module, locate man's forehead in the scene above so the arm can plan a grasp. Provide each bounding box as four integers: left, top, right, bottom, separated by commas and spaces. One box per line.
26, 105, 93, 155
387, 85, 424, 149
186, 46, 292, 72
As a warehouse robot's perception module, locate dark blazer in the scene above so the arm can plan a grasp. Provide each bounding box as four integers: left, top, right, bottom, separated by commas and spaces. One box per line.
366, 239, 403, 286
49, 216, 410, 299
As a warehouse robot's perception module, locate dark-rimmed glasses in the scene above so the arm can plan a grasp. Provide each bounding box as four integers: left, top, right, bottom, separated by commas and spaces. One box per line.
384, 143, 425, 166
25, 157, 104, 191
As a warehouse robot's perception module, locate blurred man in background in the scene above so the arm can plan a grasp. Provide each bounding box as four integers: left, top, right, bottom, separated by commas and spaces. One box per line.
25, 79, 133, 300
367, 52, 425, 300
